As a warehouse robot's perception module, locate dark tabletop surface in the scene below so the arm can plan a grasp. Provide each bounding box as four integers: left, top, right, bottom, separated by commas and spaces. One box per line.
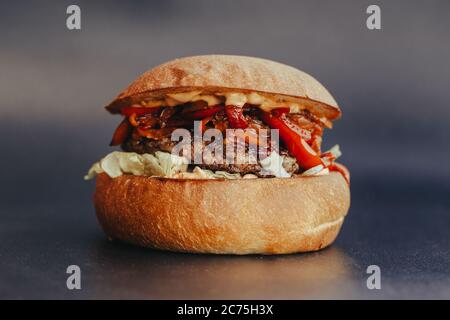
1, 0, 450, 299
2, 169, 449, 299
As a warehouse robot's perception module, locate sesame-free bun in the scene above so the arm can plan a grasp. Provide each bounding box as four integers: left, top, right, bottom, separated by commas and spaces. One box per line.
93, 171, 350, 255
106, 55, 341, 120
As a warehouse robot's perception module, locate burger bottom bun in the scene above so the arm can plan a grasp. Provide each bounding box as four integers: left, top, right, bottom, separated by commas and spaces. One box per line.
94, 171, 350, 255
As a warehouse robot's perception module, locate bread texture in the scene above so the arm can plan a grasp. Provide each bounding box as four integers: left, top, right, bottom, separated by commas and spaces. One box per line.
106, 55, 341, 120
94, 171, 350, 255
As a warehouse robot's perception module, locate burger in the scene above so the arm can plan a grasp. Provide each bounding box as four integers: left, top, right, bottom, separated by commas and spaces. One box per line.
85, 55, 350, 254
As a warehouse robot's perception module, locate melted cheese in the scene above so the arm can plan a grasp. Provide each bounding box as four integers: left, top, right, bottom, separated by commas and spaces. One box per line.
140, 91, 306, 112
191, 94, 221, 106
222, 92, 248, 107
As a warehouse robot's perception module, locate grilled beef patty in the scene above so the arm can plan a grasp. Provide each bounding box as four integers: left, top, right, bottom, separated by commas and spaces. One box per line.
122, 136, 299, 176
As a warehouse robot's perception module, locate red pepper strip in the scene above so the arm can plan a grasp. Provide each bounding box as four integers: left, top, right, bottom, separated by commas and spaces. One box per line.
199, 116, 213, 133
320, 151, 336, 167
110, 118, 131, 146
225, 105, 248, 129
184, 105, 223, 119
260, 111, 323, 170
128, 113, 139, 127
270, 108, 312, 142
121, 105, 160, 117
329, 163, 350, 185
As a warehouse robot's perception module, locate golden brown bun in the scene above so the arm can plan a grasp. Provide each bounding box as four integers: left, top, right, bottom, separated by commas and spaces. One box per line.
106, 55, 341, 120
94, 171, 350, 255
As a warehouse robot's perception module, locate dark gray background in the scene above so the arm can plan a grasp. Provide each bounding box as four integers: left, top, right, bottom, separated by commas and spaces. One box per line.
1, 0, 449, 299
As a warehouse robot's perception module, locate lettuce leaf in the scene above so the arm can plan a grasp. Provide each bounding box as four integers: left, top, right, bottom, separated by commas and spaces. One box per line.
173, 167, 241, 180
84, 151, 188, 180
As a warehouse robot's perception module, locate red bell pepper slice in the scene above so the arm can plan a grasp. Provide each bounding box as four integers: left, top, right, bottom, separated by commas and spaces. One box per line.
121, 105, 160, 117
198, 116, 213, 133
267, 107, 312, 142
225, 105, 248, 129
260, 111, 323, 170
110, 118, 131, 146
184, 105, 224, 119
320, 151, 336, 166
329, 163, 350, 185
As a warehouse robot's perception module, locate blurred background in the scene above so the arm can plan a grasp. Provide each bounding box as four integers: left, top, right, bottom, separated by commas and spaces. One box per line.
1, 0, 449, 299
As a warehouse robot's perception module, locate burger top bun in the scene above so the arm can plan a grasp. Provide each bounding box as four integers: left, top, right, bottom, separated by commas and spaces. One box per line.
106, 55, 341, 120
94, 171, 350, 255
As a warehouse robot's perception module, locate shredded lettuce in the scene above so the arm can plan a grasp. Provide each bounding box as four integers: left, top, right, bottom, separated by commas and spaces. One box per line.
211, 170, 242, 179
142, 152, 189, 177
301, 165, 329, 176
84, 151, 242, 180
84, 147, 338, 180
84, 151, 188, 180
326, 144, 342, 159
173, 167, 241, 180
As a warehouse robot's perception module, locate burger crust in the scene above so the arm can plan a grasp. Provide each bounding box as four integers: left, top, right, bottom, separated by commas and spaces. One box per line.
94, 171, 350, 254
106, 55, 341, 120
